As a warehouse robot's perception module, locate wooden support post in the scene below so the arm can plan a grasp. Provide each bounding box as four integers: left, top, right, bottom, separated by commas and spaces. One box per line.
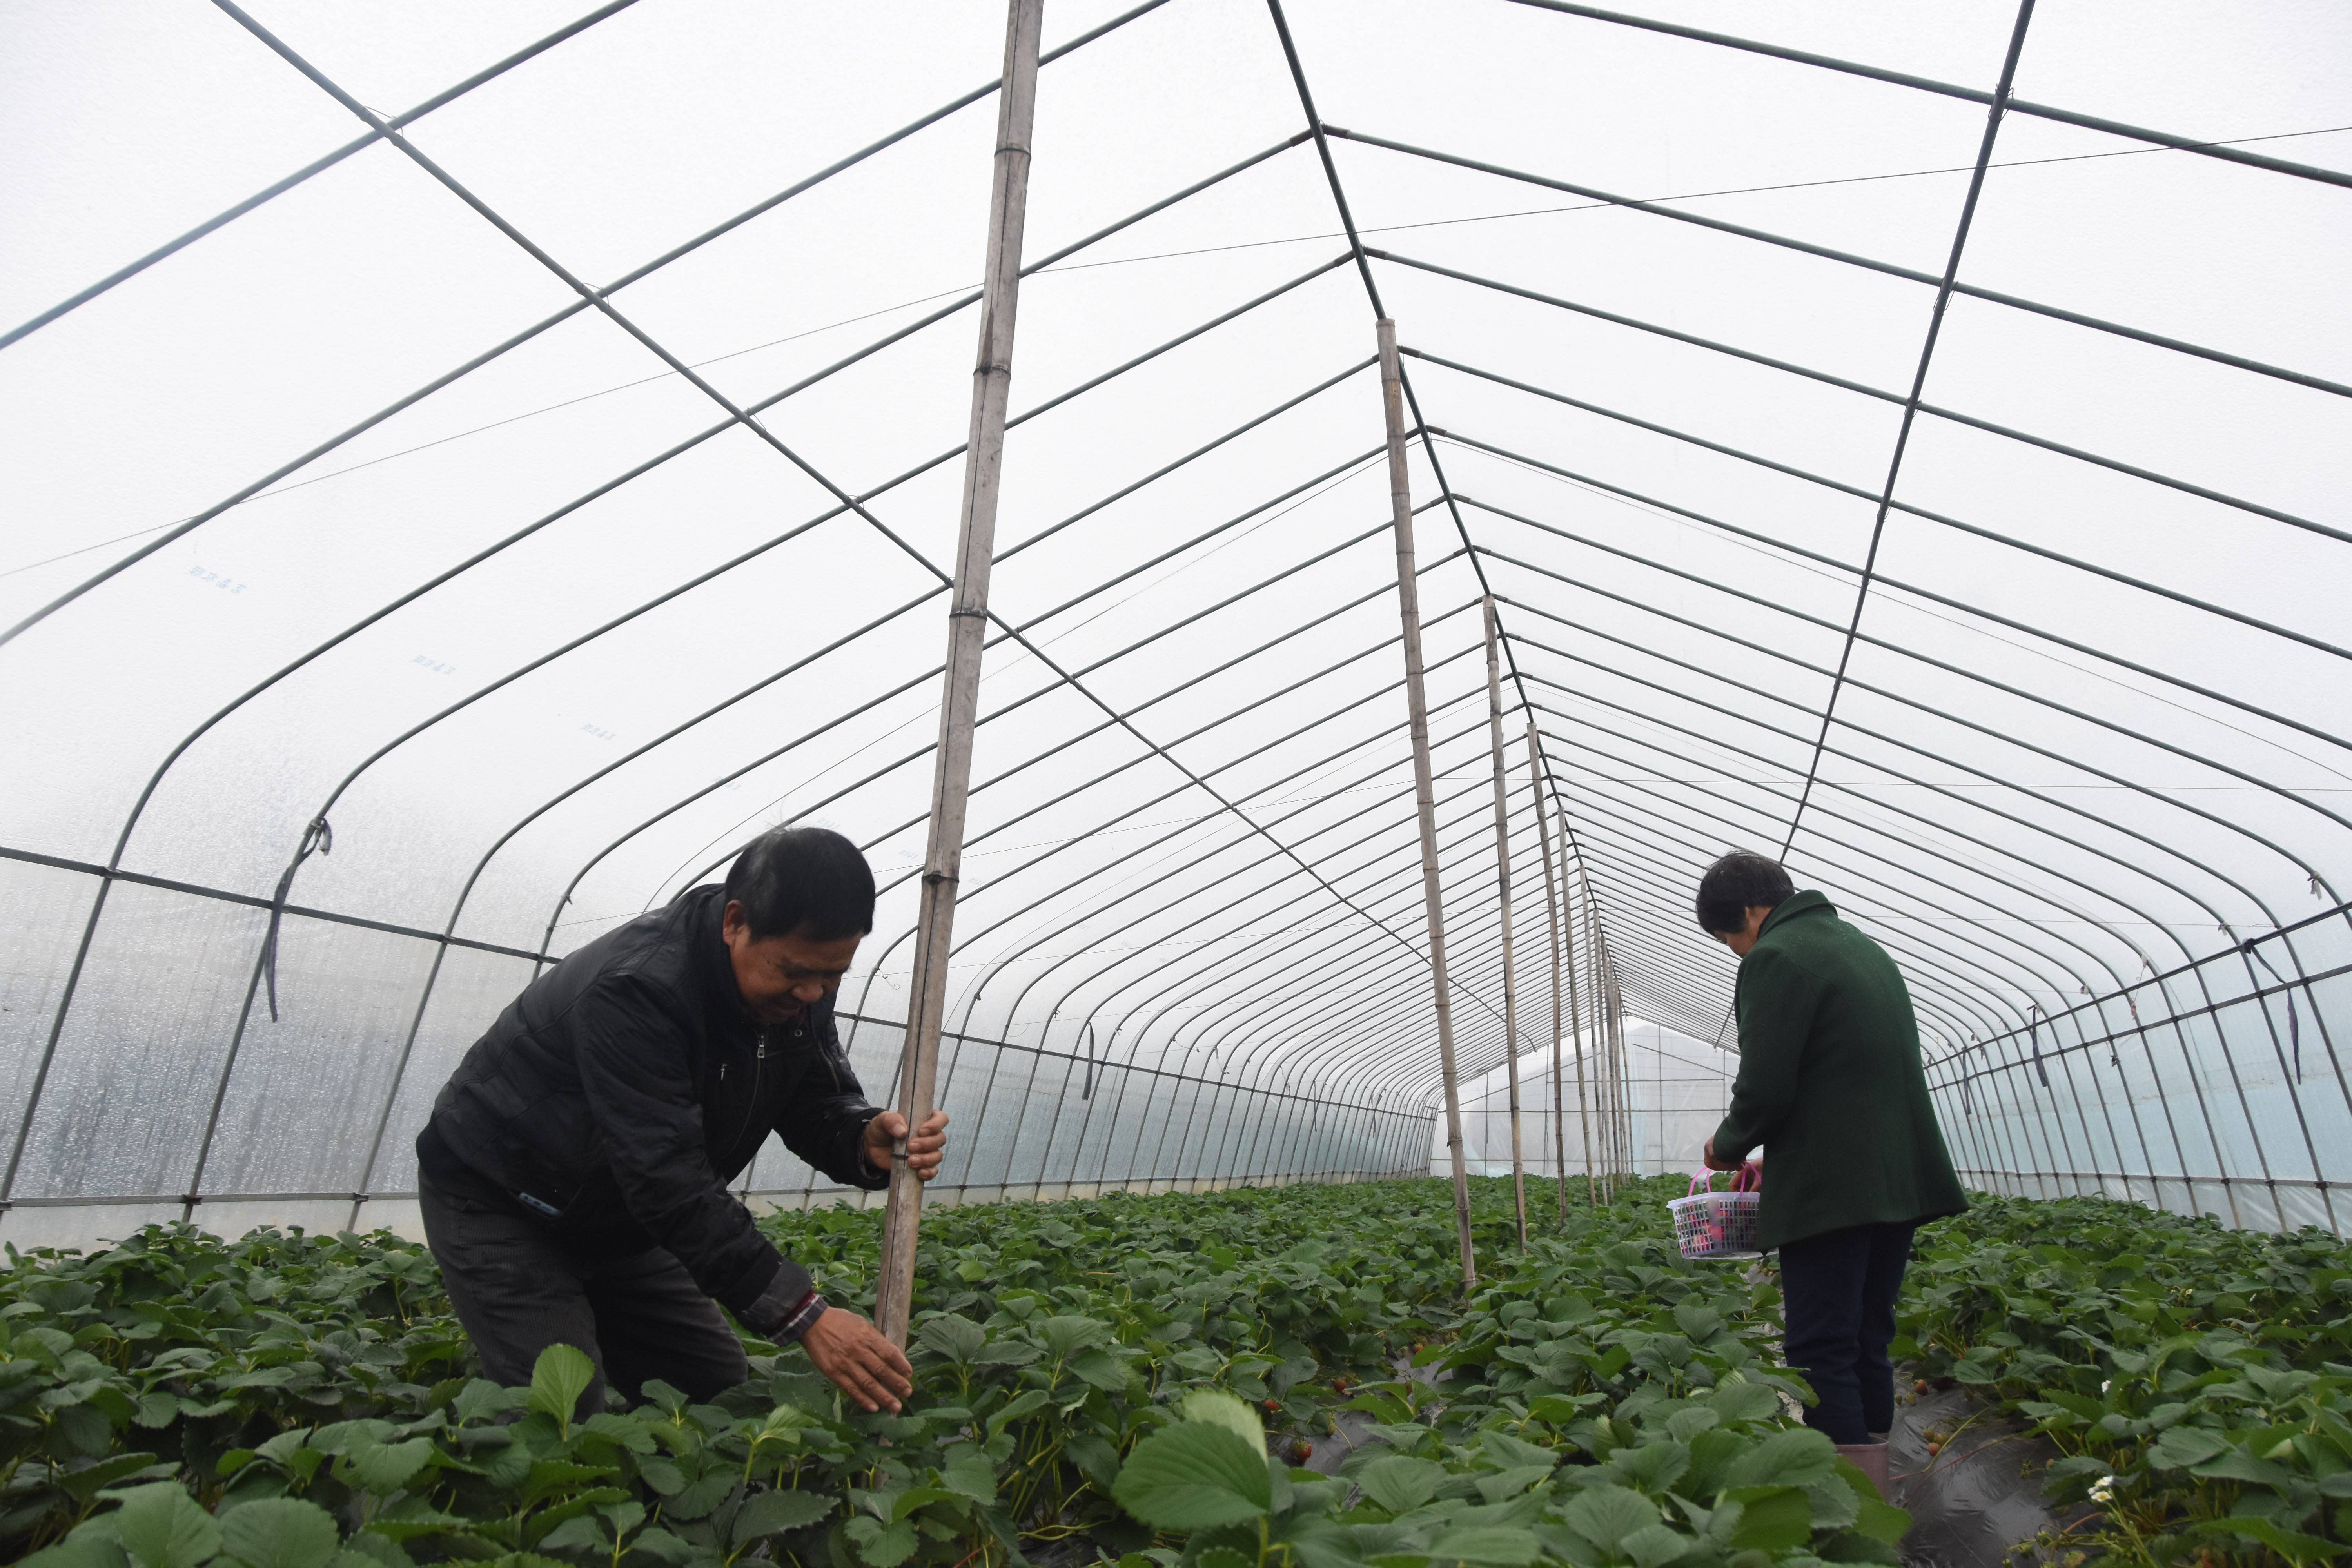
1481, 598, 1528, 1250
1378, 317, 1476, 1291
1583, 872, 1612, 1203
873, 0, 1042, 1348
1603, 944, 1619, 1191
1564, 833, 1595, 1210
1526, 719, 1570, 1223
1567, 854, 1594, 1209
1605, 940, 1630, 1180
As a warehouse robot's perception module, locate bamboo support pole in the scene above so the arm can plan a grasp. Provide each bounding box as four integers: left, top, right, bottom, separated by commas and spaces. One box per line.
1377, 317, 1476, 1290
1607, 940, 1631, 1178
1566, 840, 1594, 1209
1482, 597, 1528, 1249
1604, 939, 1622, 1182
873, 0, 1043, 1347
1605, 951, 1618, 1179
1573, 857, 1606, 1201
1527, 719, 1570, 1221
1599, 935, 1616, 1191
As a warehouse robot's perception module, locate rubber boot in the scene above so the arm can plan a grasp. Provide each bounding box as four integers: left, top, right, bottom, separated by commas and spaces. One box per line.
1838, 1440, 1891, 1498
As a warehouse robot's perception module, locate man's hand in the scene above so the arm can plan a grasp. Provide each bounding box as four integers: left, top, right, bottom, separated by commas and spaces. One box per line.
862, 1109, 949, 1181
1702, 1137, 1738, 1172
799, 1308, 913, 1413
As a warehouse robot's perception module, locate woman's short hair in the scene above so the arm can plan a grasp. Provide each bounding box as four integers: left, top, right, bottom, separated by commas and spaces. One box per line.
723, 826, 877, 940
1694, 851, 1794, 934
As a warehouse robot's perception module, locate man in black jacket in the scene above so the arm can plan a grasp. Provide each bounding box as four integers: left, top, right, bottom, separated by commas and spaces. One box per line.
416, 826, 947, 1416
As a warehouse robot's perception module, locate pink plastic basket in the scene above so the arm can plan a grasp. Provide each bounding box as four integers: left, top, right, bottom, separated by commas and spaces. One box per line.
1668, 1163, 1762, 1260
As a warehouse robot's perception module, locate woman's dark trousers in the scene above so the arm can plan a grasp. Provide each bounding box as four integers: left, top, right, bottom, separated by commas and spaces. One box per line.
1777, 1221, 1916, 1445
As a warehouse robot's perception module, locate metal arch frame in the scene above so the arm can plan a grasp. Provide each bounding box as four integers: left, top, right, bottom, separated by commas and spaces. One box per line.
396, 486, 1439, 1207
1494, 0, 2352, 193
1494, 600, 2270, 978
1464, 520, 2337, 1057
5, 51, 1330, 1201
0, 0, 653, 355
1321, 129, 2352, 404
706, 606, 1515, 1194
897, 618, 1482, 1114
558, 442, 1398, 956
6, 1, 2348, 1228
21, 259, 1374, 1207
1513, 697, 2142, 1024
1262, 0, 1644, 1202
0, 0, 1189, 648
812, 604, 1499, 1196
1221, 868, 1631, 1167
1447, 495, 2348, 900
653, 490, 1424, 913
1374, 252, 2347, 549
1169, 772, 1641, 1132
1496, 557, 2230, 1213
942, 650, 1496, 1050
918, 639, 1496, 1135
1409, 377, 2352, 755
1514, 721, 2160, 1192
966, 741, 1518, 1187
1506, 760, 2268, 1216
943, 691, 1514, 1150
1040, 701, 1547, 1063
969, 726, 1528, 1172
1035, 773, 1524, 1173
1468, 501, 2329, 1207
1257, 0, 2341, 1209
334, 356, 1389, 962
0, 26, 1829, 1203
1496, 615, 2217, 1196
1489, 767, 2037, 1054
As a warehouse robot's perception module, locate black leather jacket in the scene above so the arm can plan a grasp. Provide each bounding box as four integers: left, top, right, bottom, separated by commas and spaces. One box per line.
417, 884, 885, 1315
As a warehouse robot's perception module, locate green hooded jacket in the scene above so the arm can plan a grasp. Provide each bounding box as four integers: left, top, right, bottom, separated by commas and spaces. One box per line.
1708, 890, 1967, 1250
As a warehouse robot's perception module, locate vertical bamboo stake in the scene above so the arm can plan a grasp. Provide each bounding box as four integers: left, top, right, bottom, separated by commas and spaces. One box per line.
1378, 317, 1476, 1291
1588, 876, 1615, 1201
1481, 598, 1527, 1250
1527, 721, 1569, 1222
1602, 945, 1617, 1178
1563, 831, 1595, 1210
1590, 921, 1607, 1197
873, 0, 1042, 1348
1607, 942, 1630, 1179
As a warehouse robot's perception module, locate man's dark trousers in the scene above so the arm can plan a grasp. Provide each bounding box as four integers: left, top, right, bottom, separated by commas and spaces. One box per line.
1778, 1221, 1916, 1445
421, 1178, 748, 1414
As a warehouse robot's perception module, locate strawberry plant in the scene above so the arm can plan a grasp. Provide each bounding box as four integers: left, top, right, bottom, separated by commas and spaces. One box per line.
7, 1176, 2341, 1568
1896, 1193, 2352, 1568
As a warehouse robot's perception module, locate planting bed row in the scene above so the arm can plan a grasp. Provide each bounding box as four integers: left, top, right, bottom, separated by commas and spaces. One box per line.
2, 1176, 2346, 1568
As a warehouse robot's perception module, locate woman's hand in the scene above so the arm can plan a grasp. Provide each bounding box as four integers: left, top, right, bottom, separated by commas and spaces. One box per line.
1702, 1137, 1739, 1172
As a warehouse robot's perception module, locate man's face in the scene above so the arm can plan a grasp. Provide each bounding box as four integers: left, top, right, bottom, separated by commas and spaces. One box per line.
722, 900, 864, 1025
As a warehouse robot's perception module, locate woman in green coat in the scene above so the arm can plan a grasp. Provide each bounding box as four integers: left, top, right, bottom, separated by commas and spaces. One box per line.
1698, 852, 1967, 1490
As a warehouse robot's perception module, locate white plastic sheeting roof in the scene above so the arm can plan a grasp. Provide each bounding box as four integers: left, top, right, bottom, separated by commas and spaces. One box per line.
2, 0, 2347, 1246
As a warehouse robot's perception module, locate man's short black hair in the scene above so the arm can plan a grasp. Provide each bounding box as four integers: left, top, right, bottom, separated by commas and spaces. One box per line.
723, 826, 876, 941
1695, 851, 1795, 934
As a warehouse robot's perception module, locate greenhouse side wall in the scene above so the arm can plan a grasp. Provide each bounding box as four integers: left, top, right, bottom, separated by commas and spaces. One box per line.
8, 851, 2349, 1250
0, 854, 1433, 1251
1926, 906, 2352, 1235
